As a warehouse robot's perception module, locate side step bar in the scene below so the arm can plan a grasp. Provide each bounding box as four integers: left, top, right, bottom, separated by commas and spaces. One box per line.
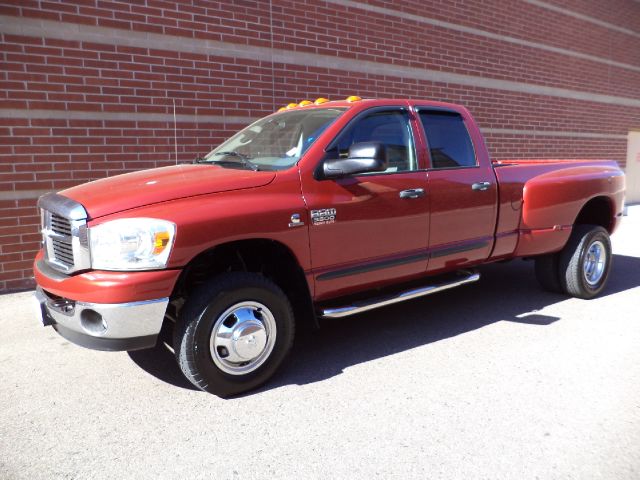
320, 270, 480, 318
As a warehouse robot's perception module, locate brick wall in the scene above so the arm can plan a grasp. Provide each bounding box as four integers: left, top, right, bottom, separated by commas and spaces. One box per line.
1, 0, 639, 292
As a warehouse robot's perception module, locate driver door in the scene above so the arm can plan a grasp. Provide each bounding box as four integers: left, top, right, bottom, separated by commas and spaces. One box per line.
300, 106, 430, 300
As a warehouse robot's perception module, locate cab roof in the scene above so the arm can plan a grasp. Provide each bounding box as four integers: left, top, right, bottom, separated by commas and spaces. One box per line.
274, 96, 467, 114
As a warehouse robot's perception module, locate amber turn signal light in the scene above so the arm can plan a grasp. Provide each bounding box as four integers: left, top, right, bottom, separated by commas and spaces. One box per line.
152, 231, 171, 255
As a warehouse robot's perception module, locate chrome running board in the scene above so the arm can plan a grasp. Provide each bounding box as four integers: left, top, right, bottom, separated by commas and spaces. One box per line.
320, 270, 480, 318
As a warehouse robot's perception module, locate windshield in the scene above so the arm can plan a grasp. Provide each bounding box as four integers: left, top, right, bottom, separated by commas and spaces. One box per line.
203, 107, 346, 171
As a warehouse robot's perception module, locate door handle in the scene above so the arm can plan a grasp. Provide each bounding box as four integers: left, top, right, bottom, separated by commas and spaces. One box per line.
399, 188, 425, 199
471, 182, 491, 191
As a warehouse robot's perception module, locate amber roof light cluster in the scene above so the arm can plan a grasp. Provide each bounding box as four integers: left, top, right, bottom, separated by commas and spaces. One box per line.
276, 96, 362, 112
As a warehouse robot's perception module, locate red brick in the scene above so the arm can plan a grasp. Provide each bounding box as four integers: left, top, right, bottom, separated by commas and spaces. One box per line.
0, 0, 638, 291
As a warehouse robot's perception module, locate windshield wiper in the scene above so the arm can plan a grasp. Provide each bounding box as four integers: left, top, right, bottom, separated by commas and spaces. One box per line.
210, 151, 259, 171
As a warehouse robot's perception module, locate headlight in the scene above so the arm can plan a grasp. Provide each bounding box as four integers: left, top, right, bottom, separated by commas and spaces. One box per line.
89, 218, 176, 270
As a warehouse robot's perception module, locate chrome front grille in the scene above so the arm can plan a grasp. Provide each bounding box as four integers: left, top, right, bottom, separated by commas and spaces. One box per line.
38, 193, 91, 274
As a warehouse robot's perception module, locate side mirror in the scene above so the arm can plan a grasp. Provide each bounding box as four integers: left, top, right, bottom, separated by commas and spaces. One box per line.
323, 142, 387, 179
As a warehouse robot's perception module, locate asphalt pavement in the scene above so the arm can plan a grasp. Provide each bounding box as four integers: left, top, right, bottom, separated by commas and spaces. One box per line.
1, 208, 639, 480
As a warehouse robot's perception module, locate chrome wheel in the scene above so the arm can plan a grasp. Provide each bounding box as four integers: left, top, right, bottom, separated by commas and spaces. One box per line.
583, 240, 606, 286
209, 301, 277, 376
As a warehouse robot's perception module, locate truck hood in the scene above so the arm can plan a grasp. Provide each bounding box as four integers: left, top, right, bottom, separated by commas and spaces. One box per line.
61, 164, 276, 219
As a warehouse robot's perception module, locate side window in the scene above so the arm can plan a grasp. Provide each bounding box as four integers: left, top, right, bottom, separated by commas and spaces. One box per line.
419, 111, 476, 169
329, 109, 417, 172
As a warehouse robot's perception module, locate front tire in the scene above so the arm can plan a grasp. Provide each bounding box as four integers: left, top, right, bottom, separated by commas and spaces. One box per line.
559, 225, 612, 299
174, 272, 295, 397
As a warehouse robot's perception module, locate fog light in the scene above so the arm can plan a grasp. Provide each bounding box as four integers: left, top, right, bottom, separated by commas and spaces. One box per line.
80, 309, 107, 335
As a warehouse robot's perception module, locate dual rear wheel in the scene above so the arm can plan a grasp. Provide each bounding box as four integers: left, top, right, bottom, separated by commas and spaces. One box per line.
535, 224, 612, 299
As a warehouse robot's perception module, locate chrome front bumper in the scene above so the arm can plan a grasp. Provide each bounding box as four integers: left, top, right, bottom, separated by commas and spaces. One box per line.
35, 287, 168, 351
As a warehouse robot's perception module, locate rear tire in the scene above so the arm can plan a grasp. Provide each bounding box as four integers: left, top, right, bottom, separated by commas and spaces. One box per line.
558, 225, 612, 299
174, 272, 295, 397
534, 253, 563, 293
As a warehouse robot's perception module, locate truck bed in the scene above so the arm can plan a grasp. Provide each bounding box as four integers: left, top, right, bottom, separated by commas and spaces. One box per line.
490, 158, 625, 259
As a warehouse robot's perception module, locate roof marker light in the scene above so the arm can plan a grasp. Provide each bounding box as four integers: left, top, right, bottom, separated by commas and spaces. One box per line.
277, 107, 286, 112
285, 103, 298, 109
314, 97, 330, 105
298, 100, 313, 107
346, 95, 362, 102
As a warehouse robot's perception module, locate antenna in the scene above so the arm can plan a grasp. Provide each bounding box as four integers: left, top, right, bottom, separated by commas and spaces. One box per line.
173, 98, 178, 165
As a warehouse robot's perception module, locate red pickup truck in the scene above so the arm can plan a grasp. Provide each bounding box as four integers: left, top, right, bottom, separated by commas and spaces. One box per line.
34, 97, 625, 396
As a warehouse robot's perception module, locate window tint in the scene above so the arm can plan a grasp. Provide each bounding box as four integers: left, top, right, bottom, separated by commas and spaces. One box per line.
329, 109, 417, 172
419, 111, 476, 168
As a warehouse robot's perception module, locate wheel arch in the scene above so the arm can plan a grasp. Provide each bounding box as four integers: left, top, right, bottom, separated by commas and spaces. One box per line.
573, 195, 616, 233
171, 238, 318, 331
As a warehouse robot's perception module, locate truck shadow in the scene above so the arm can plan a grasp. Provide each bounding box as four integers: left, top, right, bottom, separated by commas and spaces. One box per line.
128, 254, 640, 394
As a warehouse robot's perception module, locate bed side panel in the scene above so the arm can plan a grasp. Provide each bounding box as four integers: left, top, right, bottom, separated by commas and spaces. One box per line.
492, 161, 624, 258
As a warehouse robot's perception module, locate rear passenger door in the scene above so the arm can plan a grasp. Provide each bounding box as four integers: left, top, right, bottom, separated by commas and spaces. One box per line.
416, 108, 497, 273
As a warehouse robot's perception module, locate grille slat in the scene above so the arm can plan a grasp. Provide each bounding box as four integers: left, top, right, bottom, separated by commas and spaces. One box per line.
52, 240, 73, 252
53, 249, 73, 258
51, 222, 71, 232
52, 241, 74, 259
53, 248, 74, 260
52, 245, 73, 254
52, 255, 74, 265
51, 213, 72, 236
